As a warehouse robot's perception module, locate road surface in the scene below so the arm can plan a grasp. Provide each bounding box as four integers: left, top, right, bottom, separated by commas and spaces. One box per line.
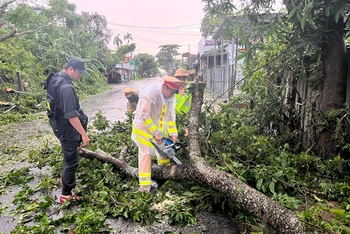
82, 77, 162, 123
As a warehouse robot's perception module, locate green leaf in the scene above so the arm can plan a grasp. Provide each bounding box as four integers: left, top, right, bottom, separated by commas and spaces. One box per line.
325, 6, 331, 17
123, 210, 129, 218
296, 12, 302, 21
288, 8, 297, 19
236, 50, 248, 61
274, 171, 283, 177
99, 190, 108, 196
269, 181, 275, 194
307, 13, 317, 29
256, 178, 263, 190
330, 209, 345, 215
305, 1, 313, 9
301, 14, 307, 30
334, 2, 344, 23
335, 11, 340, 23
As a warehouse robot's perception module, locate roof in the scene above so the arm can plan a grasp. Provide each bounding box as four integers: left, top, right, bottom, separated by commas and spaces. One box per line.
198, 52, 228, 60
181, 52, 197, 58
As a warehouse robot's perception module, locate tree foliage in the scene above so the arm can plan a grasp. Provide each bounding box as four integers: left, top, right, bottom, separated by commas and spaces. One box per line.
0, 0, 112, 119
81, 11, 112, 59
155, 44, 181, 70
113, 34, 122, 47
201, 0, 350, 157
133, 53, 158, 77
104, 43, 136, 71
123, 32, 133, 44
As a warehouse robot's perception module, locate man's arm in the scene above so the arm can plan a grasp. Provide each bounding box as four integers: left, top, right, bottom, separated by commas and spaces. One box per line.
69, 117, 90, 147
59, 87, 90, 147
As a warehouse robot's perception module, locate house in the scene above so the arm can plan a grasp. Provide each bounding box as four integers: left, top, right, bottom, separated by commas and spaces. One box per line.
181, 52, 198, 67
107, 58, 134, 83
198, 28, 245, 98
199, 14, 281, 98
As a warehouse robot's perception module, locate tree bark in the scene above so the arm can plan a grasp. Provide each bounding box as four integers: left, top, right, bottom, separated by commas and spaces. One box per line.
79, 82, 303, 233
317, 15, 347, 158
0, 28, 17, 42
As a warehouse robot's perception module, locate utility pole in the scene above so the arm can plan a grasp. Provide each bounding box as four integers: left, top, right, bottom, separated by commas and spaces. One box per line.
189, 44, 191, 66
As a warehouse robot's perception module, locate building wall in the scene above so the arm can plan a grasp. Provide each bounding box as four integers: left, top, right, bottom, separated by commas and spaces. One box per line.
198, 40, 245, 97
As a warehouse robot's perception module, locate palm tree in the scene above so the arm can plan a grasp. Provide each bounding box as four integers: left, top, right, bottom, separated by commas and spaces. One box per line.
113, 34, 123, 48
123, 32, 133, 44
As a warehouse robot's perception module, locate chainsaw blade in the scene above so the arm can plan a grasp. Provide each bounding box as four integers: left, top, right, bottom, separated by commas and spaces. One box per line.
150, 140, 183, 165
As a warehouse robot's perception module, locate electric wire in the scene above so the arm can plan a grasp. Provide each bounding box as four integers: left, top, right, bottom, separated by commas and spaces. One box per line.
113, 27, 201, 35
107, 22, 201, 30
110, 28, 200, 46
109, 26, 201, 36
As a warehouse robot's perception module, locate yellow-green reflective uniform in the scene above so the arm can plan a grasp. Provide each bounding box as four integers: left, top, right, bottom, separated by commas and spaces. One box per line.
175, 93, 192, 113
175, 80, 192, 114
131, 84, 178, 192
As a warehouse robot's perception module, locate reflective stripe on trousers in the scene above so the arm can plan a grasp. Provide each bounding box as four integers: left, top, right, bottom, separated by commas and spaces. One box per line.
133, 126, 170, 191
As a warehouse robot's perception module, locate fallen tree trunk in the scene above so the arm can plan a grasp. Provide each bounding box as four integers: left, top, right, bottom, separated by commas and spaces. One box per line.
79, 82, 303, 233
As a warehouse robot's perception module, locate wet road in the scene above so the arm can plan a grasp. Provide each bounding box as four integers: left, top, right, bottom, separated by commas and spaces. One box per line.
82, 77, 162, 123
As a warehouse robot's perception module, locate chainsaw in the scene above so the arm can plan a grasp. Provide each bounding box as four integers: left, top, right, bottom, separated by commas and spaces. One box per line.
150, 138, 183, 165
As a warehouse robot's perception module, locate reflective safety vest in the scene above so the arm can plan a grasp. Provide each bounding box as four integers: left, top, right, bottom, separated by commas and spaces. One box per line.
132, 112, 178, 148
131, 84, 178, 148
175, 93, 192, 113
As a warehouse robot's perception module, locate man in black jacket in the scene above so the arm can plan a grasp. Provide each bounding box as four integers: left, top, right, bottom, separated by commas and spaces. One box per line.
45, 57, 90, 204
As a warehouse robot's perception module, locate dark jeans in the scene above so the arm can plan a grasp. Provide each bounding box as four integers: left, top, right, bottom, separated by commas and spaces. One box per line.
50, 119, 82, 196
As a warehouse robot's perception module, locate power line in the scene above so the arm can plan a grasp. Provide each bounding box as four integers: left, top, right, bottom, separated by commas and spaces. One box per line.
110, 26, 200, 36
111, 28, 170, 44
112, 27, 201, 35
110, 29, 200, 45
107, 22, 200, 30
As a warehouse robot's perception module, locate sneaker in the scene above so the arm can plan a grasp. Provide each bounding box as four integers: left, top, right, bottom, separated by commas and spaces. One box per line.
60, 195, 83, 204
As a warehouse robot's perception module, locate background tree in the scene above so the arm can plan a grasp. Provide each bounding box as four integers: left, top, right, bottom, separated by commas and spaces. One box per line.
123, 32, 133, 44
202, 0, 350, 158
6, 0, 102, 71
104, 43, 136, 72
81, 12, 112, 60
200, 9, 229, 38
113, 34, 122, 48
133, 53, 158, 78
0, 0, 110, 115
155, 44, 181, 70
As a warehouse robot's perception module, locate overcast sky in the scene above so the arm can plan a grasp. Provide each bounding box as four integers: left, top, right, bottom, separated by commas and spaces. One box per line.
68, 0, 206, 56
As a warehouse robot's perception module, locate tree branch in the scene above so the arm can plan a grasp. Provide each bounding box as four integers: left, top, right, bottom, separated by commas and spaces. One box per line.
15, 23, 52, 37
0, 28, 17, 42
0, 0, 16, 11
0, 23, 52, 43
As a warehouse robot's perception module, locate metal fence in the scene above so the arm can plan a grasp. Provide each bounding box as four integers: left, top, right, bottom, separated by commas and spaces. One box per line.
204, 65, 231, 98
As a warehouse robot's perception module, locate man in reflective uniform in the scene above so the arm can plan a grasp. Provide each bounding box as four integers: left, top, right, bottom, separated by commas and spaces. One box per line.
174, 68, 192, 113
131, 76, 185, 192
123, 87, 139, 113
44, 57, 90, 204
